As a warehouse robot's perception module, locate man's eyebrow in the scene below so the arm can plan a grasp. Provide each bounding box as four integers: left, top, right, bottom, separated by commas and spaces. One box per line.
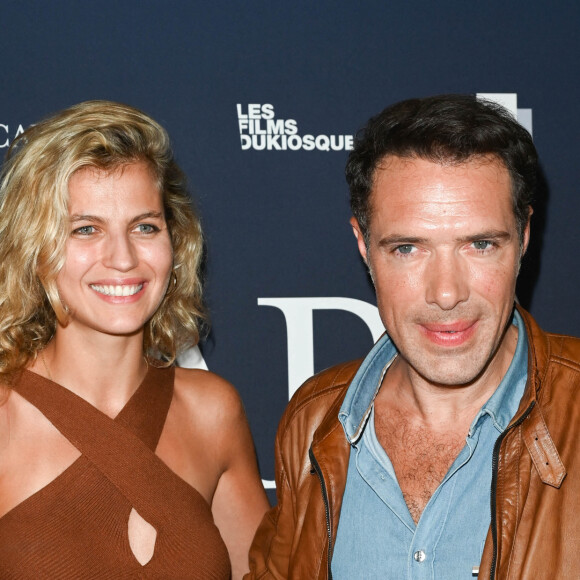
455, 230, 513, 243
378, 230, 513, 246
378, 235, 428, 247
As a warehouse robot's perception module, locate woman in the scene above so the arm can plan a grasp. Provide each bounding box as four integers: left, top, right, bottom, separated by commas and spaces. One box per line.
0, 101, 269, 578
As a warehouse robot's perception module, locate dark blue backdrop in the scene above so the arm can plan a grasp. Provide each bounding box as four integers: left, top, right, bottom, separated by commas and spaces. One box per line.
2, 0, 579, 500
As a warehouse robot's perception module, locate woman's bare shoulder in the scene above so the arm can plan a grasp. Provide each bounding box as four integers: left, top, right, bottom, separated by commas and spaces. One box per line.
170, 370, 268, 579
171, 367, 247, 434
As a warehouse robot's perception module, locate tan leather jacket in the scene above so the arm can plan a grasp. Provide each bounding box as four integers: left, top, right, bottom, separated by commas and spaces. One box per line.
247, 307, 580, 579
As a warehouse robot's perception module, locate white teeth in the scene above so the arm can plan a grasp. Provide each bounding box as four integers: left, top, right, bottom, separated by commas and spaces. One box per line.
90, 284, 143, 297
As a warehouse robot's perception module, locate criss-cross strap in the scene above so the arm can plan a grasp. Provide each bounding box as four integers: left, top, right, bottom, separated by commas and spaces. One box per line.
114, 365, 174, 451
12, 366, 200, 527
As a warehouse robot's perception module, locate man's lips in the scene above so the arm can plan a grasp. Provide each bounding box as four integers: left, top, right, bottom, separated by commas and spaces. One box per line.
419, 320, 478, 346
421, 320, 475, 333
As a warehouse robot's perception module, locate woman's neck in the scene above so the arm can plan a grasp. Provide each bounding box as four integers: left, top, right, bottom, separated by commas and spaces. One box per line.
31, 325, 149, 417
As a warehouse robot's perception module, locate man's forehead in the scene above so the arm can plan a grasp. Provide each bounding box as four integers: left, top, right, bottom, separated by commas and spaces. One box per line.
373, 152, 509, 177
366, 154, 516, 232
369, 154, 512, 204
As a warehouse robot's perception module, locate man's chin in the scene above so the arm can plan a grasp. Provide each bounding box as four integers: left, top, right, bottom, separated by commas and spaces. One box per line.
407, 358, 491, 389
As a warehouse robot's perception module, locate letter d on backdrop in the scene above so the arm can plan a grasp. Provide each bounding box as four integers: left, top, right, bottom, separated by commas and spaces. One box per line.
258, 297, 384, 399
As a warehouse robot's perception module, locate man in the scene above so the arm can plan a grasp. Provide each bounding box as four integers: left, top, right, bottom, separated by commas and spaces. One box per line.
247, 95, 580, 579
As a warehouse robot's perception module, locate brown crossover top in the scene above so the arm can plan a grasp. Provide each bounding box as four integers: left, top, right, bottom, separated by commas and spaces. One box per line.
0, 366, 231, 579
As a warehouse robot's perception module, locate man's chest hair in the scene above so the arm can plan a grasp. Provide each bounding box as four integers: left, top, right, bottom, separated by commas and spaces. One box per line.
374, 406, 467, 523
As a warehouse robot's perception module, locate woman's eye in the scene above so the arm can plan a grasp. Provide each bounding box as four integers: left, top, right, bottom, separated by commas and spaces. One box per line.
136, 224, 159, 234
73, 225, 95, 235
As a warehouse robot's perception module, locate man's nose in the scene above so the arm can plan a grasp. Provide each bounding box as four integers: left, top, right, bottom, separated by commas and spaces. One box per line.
424, 251, 469, 310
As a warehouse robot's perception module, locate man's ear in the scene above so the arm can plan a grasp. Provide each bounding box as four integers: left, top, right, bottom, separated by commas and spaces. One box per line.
521, 206, 533, 257
350, 217, 368, 264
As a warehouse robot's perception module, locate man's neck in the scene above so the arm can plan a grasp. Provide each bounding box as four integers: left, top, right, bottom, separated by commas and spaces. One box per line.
377, 323, 519, 428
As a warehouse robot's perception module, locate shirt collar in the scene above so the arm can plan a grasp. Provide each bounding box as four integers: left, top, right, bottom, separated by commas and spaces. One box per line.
339, 308, 528, 445
338, 332, 397, 444
468, 308, 528, 435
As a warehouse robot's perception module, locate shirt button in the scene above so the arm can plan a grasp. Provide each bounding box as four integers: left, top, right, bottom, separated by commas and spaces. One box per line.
413, 550, 426, 563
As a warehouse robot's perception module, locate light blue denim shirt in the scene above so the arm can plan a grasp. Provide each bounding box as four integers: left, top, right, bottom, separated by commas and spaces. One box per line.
332, 310, 528, 579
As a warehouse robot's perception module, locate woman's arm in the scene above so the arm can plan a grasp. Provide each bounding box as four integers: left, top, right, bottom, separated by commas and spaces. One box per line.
171, 368, 269, 580
210, 387, 270, 579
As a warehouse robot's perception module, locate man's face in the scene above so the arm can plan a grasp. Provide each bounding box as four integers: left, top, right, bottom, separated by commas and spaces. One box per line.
351, 155, 530, 388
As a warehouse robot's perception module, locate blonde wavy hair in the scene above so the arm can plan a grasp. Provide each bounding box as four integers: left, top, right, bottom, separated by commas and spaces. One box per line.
0, 100, 205, 376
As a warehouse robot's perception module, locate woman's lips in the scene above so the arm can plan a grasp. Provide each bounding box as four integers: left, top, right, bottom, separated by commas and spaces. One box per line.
90, 283, 144, 297
89, 280, 147, 303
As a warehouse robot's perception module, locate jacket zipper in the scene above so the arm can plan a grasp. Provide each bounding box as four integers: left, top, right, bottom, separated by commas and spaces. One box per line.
489, 400, 535, 579
309, 447, 333, 580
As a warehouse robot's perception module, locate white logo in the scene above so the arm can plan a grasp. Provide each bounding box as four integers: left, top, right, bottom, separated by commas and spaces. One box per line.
476, 93, 533, 135
257, 297, 382, 489
237, 104, 353, 152
258, 297, 383, 399
176, 345, 208, 370
0, 124, 25, 148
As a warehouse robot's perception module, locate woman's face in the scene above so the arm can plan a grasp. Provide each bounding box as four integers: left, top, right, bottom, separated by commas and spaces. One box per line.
55, 162, 173, 338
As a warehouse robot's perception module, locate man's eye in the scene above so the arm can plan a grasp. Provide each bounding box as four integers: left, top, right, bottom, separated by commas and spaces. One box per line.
472, 240, 493, 251
73, 225, 95, 235
395, 244, 415, 255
